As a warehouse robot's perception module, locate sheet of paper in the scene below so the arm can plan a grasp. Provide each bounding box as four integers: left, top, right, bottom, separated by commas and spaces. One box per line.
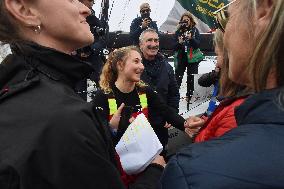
115, 113, 163, 175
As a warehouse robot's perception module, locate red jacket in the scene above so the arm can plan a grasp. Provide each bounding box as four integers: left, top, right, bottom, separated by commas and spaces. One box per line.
195, 97, 246, 143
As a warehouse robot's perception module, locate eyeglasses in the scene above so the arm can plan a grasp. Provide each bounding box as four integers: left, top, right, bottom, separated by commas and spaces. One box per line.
140, 9, 150, 14
214, 0, 237, 32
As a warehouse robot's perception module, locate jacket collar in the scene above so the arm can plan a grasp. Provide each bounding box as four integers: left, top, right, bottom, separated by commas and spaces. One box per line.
10, 42, 93, 88
142, 52, 164, 65
235, 87, 284, 126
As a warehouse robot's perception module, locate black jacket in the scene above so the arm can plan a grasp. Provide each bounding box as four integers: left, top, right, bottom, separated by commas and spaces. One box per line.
161, 87, 284, 188
141, 54, 180, 145
0, 42, 162, 189
141, 54, 179, 110
130, 17, 159, 45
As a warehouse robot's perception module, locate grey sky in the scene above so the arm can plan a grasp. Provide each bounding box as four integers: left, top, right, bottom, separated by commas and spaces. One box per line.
93, 0, 175, 32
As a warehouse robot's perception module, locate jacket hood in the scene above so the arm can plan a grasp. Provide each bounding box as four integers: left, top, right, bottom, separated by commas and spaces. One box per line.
235, 87, 284, 126
0, 42, 93, 99
11, 42, 92, 86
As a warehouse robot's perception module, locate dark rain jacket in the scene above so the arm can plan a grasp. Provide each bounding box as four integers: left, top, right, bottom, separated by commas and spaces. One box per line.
130, 17, 159, 45
141, 53, 180, 146
0, 42, 162, 189
161, 87, 284, 188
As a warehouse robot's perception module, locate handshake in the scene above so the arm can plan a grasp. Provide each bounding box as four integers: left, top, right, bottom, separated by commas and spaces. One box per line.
183, 116, 205, 138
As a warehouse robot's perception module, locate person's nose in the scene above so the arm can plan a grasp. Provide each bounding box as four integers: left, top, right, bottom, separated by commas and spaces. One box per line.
78, 1, 91, 18
139, 62, 144, 71
150, 40, 157, 46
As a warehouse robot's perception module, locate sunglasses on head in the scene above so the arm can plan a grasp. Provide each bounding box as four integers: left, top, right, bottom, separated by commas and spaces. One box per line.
214, 0, 237, 32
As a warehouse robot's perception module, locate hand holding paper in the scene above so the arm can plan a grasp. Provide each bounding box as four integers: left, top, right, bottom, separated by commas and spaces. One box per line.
115, 113, 163, 175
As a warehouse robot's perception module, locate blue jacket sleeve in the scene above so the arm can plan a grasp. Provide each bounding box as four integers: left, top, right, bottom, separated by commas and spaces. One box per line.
160, 156, 189, 189
130, 18, 143, 43
150, 21, 159, 34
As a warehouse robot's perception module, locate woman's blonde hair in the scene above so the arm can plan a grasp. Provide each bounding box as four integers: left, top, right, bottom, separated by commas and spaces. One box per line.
99, 46, 146, 94
241, 0, 284, 91
214, 30, 243, 97
179, 11, 197, 28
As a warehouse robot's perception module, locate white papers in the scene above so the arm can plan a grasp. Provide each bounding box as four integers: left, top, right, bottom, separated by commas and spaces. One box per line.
115, 113, 163, 175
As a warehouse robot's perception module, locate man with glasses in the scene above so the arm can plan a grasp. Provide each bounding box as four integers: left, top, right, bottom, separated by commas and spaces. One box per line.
130, 3, 159, 45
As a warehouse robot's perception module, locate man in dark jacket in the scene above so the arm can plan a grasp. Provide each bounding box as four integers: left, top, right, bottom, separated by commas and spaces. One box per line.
160, 88, 284, 188
75, 0, 106, 100
130, 3, 159, 45
139, 29, 180, 157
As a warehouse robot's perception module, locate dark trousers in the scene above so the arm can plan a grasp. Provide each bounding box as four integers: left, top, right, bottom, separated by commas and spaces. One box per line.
175, 61, 199, 99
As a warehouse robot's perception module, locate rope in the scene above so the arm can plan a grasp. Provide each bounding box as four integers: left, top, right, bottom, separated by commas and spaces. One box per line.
117, 0, 131, 31
108, 0, 116, 21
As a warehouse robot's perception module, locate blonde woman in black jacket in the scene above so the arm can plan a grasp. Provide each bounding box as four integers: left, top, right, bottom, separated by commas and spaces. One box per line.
161, 0, 284, 188
0, 0, 162, 188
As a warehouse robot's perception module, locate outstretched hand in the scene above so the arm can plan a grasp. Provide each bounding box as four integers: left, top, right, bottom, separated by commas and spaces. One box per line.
109, 103, 125, 129
184, 116, 205, 138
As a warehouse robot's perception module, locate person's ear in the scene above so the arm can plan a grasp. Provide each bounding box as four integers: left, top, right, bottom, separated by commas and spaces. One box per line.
254, 0, 274, 34
117, 61, 124, 71
5, 0, 41, 27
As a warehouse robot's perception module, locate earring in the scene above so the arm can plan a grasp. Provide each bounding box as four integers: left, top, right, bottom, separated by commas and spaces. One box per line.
34, 25, 41, 34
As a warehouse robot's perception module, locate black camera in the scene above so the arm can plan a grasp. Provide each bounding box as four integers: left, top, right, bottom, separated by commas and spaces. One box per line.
181, 30, 192, 44
179, 20, 188, 29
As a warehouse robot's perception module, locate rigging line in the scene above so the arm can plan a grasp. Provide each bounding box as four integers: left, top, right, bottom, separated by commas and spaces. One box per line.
118, 0, 131, 30
107, 0, 131, 52
153, 0, 160, 21
98, 0, 104, 20
179, 99, 210, 116
108, 0, 116, 21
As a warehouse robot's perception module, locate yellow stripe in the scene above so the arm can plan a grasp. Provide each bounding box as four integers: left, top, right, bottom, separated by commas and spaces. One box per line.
108, 98, 117, 115
108, 93, 148, 115
139, 94, 148, 109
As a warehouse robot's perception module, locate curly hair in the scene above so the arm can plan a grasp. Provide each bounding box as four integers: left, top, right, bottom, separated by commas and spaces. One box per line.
99, 46, 146, 94
179, 11, 197, 28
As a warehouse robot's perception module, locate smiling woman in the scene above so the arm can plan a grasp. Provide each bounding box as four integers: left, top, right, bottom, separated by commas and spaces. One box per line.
1, 0, 93, 53
0, 0, 154, 188
94, 45, 186, 163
